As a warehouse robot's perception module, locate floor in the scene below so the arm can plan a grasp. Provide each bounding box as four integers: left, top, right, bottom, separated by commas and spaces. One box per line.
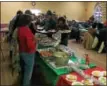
0, 40, 106, 86
68, 40, 106, 69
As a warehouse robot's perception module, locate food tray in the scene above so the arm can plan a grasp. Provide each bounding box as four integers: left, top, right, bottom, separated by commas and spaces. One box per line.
59, 30, 71, 33
58, 45, 75, 55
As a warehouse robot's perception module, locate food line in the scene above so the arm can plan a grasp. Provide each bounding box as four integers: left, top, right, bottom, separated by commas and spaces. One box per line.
35, 28, 106, 86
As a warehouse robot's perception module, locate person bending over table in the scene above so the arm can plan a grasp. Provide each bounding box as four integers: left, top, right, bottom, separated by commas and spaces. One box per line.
57, 17, 69, 46
17, 14, 36, 86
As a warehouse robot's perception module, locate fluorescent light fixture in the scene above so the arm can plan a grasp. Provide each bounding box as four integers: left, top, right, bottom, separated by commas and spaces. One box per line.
30, 9, 41, 16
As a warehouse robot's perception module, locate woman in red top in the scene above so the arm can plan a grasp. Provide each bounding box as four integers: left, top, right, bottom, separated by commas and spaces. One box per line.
17, 14, 36, 86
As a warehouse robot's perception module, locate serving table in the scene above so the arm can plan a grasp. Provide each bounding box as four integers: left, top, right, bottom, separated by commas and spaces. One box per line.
56, 66, 105, 86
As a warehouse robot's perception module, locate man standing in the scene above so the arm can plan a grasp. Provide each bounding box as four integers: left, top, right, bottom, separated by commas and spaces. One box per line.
8, 10, 23, 59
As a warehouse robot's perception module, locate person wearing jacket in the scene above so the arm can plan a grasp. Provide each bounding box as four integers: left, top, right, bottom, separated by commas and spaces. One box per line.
17, 14, 36, 86
8, 10, 23, 59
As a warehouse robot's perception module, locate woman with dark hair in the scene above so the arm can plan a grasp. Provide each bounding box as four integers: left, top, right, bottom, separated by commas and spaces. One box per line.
24, 10, 37, 35
17, 14, 36, 86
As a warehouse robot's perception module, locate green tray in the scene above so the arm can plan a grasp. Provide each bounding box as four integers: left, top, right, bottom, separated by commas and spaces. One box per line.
89, 63, 96, 68
69, 56, 86, 64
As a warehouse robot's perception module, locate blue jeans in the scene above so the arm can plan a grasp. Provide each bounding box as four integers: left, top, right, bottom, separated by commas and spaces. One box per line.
20, 53, 35, 86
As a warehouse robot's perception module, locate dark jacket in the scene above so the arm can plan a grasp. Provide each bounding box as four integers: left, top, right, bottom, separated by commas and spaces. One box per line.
8, 14, 21, 42
40, 19, 56, 31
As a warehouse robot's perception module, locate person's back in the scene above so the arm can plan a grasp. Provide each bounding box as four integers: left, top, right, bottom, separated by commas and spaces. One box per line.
17, 14, 36, 86
18, 26, 36, 53
7, 10, 23, 59
8, 10, 23, 39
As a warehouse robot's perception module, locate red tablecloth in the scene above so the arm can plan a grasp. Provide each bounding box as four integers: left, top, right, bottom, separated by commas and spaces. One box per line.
56, 67, 105, 86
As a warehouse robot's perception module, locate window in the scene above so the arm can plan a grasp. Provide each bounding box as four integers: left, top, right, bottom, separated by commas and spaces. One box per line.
94, 2, 102, 23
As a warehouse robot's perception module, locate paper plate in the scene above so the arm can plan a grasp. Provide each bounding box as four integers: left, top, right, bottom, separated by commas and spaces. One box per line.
72, 81, 84, 85
98, 77, 106, 85
66, 74, 77, 82
92, 71, 103, 77
82, 79, 94, 85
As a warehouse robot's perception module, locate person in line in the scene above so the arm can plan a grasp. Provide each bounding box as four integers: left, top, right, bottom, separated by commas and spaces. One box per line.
17, 14, 36, 86
7, 10, 23, 60
25, 10, 39, 35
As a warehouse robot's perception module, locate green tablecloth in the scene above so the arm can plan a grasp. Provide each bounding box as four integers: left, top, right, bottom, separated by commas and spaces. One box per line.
35, 55, 86, 86
36, 45, 96, 86
36, 56, 60, 86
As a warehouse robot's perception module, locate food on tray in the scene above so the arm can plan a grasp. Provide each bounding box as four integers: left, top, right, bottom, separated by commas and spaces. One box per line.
98, 77, 106, 85
82, 79, 93, 85
66, 74, 77, 82
39, 37, 57, 46
53, 51, 69, 65
40, 51, 52, 57
48, 29, 56, 32
72, 82, 84, 85
92, 71, 102, 77
103, 71, 106, 76
38, 30, 47, 33
40, 38, 52, 43
53, 51, 68, 58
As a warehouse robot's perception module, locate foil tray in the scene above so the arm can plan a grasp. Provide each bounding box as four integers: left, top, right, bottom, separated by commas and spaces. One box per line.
48, 61, 69, 70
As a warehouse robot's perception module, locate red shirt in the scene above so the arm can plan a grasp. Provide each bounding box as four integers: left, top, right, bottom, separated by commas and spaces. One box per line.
18, 26, 36, 53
